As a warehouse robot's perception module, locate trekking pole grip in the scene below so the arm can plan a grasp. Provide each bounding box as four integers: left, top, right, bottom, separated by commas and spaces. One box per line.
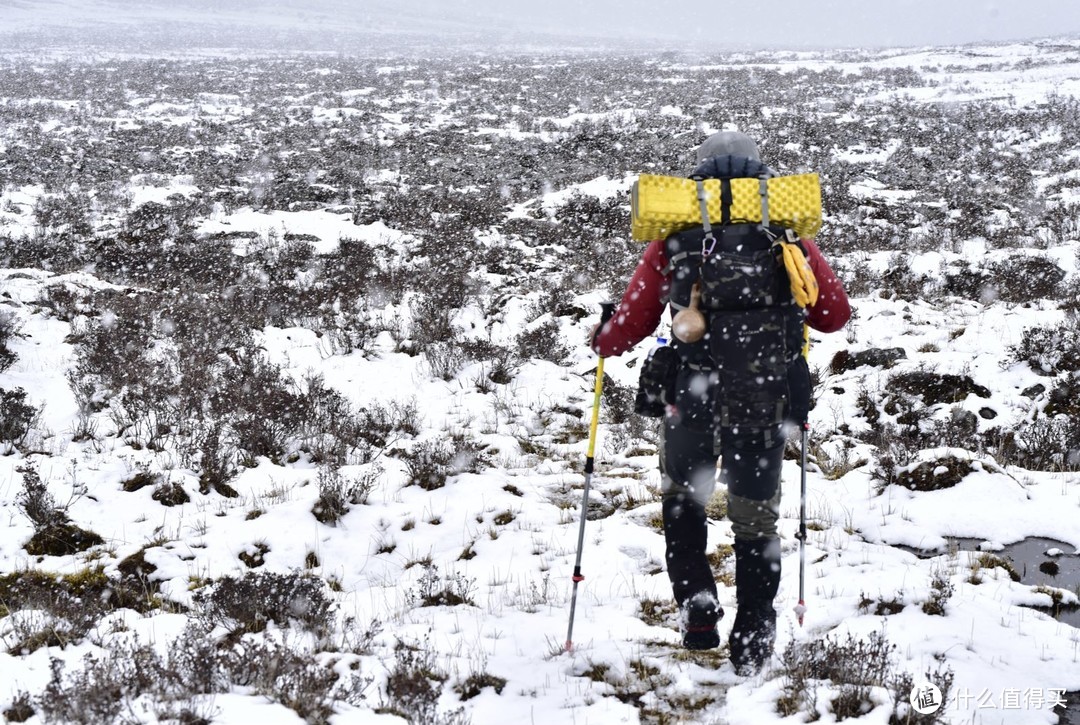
565, 301, 617, 652
586, 302, 615, 466
599, 302, 616, 330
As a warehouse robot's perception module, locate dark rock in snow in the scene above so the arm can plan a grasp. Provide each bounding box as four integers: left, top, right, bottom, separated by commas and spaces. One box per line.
1021, 383, 1046, 398
829, 347, 907, 373
890, 370, 991, 405
896, 455, 974, 492
24, 522, 104, 557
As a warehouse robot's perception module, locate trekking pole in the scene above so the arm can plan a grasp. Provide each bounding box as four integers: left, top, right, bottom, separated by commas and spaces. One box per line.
794, 421, 809, 627
794, 322, 811, 626
565, 301, 616, 653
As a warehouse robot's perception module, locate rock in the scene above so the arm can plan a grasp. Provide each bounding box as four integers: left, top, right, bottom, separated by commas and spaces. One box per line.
1021, 383, 1046, 399
829, 347, 907, 374
890, 370, 991, 405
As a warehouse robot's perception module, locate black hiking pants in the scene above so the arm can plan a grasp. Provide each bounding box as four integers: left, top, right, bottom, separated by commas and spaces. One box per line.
655, 349, 808, 661
659, 414, 784, 616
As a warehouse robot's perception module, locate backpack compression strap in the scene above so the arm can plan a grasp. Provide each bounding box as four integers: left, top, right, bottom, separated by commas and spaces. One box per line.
659, 177, 720, 281
758, 173, 770, 230
693, 178, 718, 256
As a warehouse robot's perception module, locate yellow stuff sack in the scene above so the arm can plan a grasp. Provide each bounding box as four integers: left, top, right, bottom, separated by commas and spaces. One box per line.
630, 173, 822, 241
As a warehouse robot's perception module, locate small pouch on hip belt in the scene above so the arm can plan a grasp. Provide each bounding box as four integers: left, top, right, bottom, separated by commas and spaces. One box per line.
634, 345, 679, 417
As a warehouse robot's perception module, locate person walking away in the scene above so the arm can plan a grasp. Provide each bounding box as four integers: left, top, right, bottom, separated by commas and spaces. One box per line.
591, 130, 851, 674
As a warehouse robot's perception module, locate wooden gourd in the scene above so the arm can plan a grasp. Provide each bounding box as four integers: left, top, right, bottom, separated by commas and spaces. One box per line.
672, 283, 705, 343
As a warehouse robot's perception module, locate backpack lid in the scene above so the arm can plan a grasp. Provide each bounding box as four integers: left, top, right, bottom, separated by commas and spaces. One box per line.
695, 131, 760, 163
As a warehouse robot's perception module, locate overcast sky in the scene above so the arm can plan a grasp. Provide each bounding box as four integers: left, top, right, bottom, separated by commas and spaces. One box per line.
434, 0, 1080, 49
2, 0, 1079, 51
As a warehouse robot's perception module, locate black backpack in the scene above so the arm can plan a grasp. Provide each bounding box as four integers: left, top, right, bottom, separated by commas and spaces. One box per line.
664, 221, 806, 428
631, 155, 816, 429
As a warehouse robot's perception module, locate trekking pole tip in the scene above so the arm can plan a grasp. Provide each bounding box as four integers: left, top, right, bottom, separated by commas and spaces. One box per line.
794, 601, 807, 626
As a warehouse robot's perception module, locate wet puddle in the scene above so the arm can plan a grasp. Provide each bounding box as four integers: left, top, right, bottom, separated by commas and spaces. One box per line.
915, 537, 1080, 628
906, 538, 1080, 724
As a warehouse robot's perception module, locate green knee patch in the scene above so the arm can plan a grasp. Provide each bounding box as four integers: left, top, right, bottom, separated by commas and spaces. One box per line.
727, 490, 781, 540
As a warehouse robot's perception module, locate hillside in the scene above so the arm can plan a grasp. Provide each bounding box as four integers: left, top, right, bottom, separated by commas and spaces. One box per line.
1, 39, 1079, 724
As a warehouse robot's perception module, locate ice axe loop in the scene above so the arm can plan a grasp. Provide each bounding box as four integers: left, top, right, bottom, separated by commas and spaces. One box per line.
564, 301, 616, 653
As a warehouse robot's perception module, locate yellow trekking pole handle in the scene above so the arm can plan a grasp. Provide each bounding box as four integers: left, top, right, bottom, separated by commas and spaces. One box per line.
566, 301, 616, 653
585, 356, 605, 463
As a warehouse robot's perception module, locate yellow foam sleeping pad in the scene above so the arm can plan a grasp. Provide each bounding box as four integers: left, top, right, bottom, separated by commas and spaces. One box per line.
630, 172, 823, 242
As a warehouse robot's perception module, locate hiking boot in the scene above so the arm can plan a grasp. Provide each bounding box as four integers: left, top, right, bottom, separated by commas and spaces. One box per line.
681, 590, 723, 650
729, 537, 780, 674
729, 607, 776, 675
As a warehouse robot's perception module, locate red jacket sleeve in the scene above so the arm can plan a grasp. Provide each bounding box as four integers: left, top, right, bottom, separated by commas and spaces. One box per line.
592, 240, 670, 357
802, 238, 851, 333
592, 237, 850, 355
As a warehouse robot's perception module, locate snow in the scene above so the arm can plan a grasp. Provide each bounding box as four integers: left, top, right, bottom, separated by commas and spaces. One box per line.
0, 35, 1079, 725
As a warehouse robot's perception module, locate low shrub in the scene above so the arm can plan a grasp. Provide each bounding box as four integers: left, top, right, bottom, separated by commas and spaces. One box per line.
406, 563, 476, 608
195, 422, 239, 497
380, 639, 468, 725
0, 388, 38, 450
312, 464, 377, 524
887, 370, 991, 406
895, 456, 974, 492
516, 317, 570, 365
0, 310, 19, 372
2, 692, 34, 723
988, 254, 1066, 303
1008, 313, 1080, 375
120, 471, 160, 492
357, 399, 420, 449
193, 570, 334, 637
15, 465, 103, 557
857, 592, 906, 616
151, 480, 191, 507
970, 553, 1021, 583
921, 568, 955, 616
24, 522, 105, 558
455, 670, 508, 701
0, 569, 110, 653
777, 629, 953, 723
830, 347, 907, 374
1014, 417, 1080, 471
402, 440, 455, 491
36, 623, 371, 725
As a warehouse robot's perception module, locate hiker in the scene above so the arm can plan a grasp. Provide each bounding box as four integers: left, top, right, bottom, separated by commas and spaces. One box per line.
591, 130, 851, 674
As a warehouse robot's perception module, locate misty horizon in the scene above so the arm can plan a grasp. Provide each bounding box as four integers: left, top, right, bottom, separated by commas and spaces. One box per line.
1, 0, 1079, 54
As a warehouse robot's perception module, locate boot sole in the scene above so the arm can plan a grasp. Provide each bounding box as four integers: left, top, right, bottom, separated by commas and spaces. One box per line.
683, 628, 721, 650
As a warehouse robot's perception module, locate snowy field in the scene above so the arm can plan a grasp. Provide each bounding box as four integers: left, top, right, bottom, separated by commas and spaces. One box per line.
0, 36, 1079, 725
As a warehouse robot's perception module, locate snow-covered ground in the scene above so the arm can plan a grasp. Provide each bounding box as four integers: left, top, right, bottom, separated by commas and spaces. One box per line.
0, 38, 1079, 725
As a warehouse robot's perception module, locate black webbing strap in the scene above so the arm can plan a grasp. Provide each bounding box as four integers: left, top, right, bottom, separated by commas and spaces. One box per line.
694, 179, 717, 256
720, 179, 732, 225
660, 249, 702, 276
